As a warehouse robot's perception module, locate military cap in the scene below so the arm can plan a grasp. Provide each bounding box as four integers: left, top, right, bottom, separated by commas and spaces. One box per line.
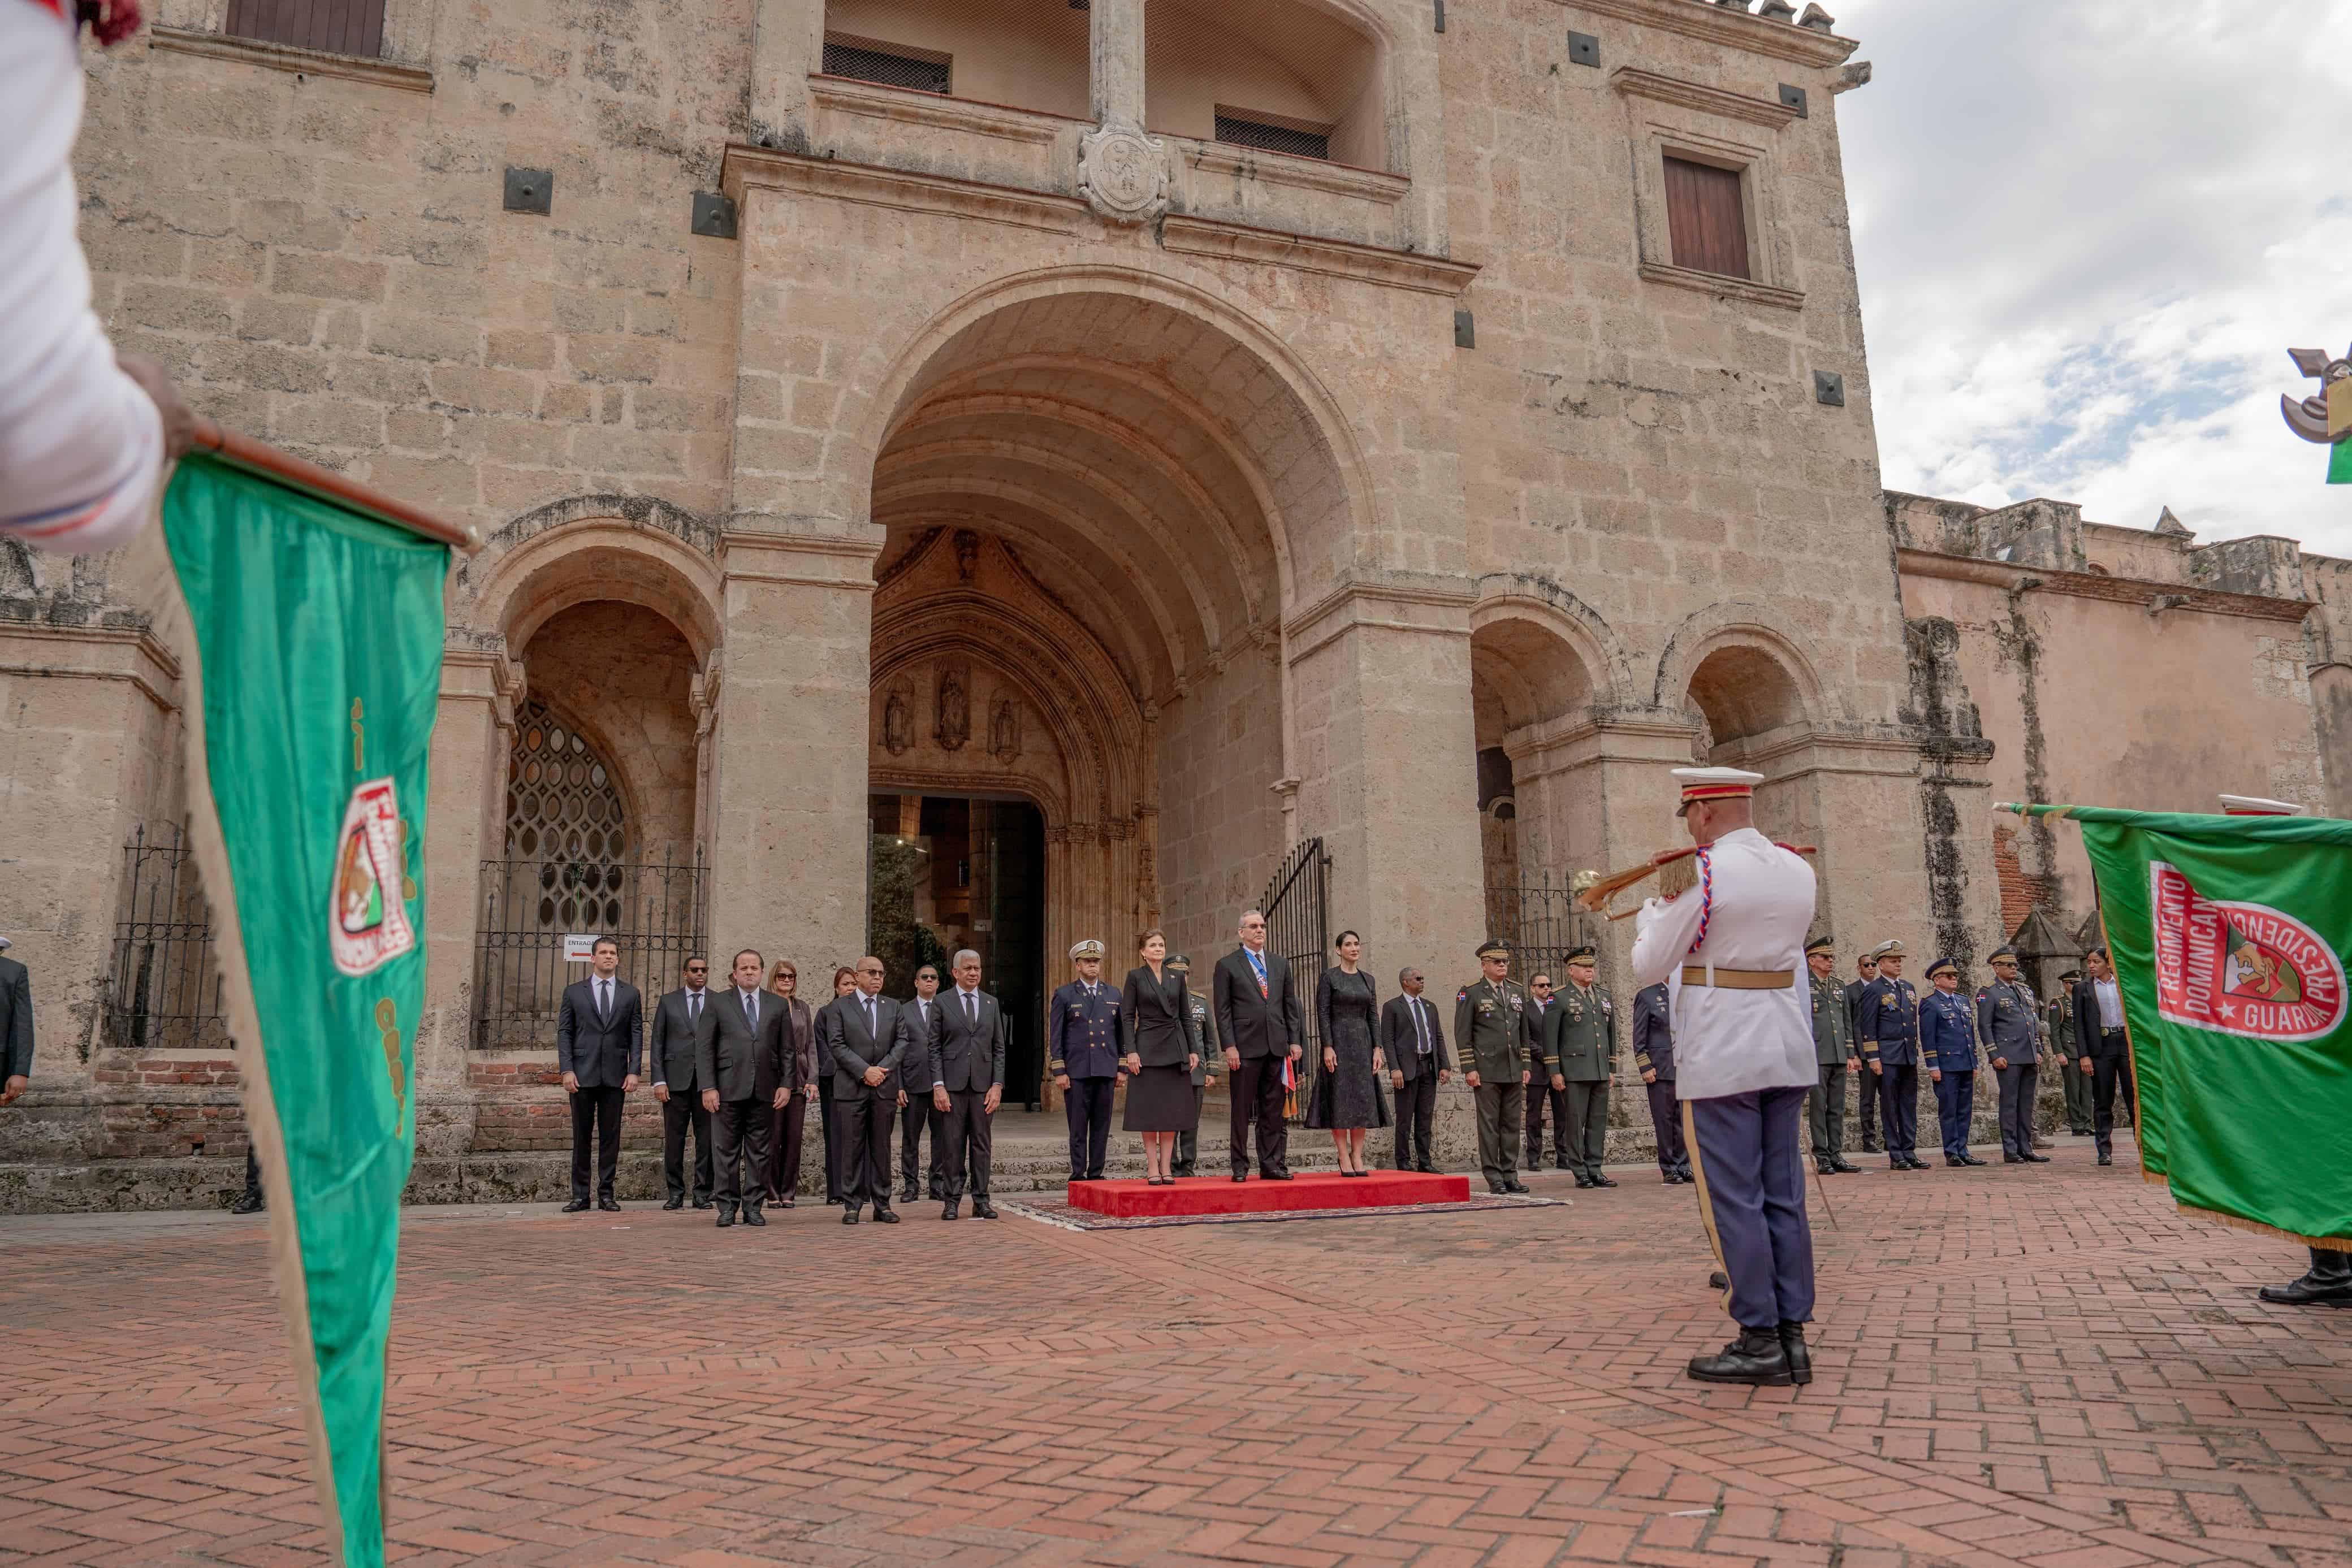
1672, 765, 1763, 816
1069, 938, 1105, 961
1475, 938, 1512, 961
1805, 934, 1836, 955
1926, 955, 1957, 979
0, 935, 11, 952
1166, 953, 1191, 973
1988, 945, 2020, 963
1874, 939, 1905, 958
1564, 943, 1597, 964
2220, 794, 2306, 817
2059, 967, 2084, 981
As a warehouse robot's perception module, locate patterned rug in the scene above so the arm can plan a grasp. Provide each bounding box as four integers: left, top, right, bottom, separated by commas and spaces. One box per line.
998, 1191, 1571, 1231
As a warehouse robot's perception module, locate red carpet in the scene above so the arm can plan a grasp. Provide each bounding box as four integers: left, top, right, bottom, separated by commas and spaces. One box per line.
1066, 1170, 1472, 1218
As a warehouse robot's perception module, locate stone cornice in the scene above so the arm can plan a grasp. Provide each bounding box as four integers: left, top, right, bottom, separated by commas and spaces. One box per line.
1557, 0, 1859, 68
148, 26, 435, 93
720, 523, 888, 590
1899, 547, 2313, 625
1177, 141, 1411, 204
721, 145, 1086, 236
0, 620, 181, 713
1610, 66, 1801, 128
807, 75, 1073, 145
1160, 216, 1480, 297
1281, 570, 1478, 656
1638, 261, 1805, 310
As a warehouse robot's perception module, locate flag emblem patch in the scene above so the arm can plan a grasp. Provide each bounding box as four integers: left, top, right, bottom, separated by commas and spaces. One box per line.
330, 777, 417, 977
2150, 861, 2344, 1042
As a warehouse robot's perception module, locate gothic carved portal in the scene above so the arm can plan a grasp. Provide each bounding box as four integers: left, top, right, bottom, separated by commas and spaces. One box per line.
869, 529, 1158, 980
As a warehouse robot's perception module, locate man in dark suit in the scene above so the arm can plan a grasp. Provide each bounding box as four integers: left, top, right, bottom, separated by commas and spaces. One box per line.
1213, 908, 1304, 1182
1380, 965, 1450, 1172
1169, 953, 1219, 1177
556, 934, 642, 1212
649, 955, 715, 1210
697, 948, 793, 1227
1, 935, 33, 1107
929, 947, 1007, 1220
2073, 946, 2137, 1167
897, 963, 946, 1205
1845, 950, 1882, 1153
827, 954, 910, 1224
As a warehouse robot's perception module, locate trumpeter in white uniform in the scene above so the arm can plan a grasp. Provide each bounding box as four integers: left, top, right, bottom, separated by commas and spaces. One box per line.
1630, 766, 1822, 1386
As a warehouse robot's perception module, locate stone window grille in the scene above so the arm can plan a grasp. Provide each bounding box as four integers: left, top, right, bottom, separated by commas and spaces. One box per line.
503, 699, 629, 930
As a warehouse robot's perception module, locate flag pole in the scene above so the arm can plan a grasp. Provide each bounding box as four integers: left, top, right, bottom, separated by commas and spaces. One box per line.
188, 417, 482, 554
2096, 906, 2161, 1189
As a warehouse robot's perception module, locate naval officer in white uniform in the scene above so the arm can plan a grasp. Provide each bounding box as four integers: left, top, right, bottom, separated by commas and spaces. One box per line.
1631, 766, 1822, 1387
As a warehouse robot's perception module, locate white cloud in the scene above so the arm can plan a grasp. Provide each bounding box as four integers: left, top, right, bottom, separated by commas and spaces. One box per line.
1833, 0, 2352, 552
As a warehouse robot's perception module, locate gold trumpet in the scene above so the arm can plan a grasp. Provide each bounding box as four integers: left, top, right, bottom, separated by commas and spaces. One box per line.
1571, 843, 1818, 920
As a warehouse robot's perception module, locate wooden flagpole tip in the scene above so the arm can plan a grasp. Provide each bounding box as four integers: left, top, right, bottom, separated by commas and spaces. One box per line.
186, 416, 481, 554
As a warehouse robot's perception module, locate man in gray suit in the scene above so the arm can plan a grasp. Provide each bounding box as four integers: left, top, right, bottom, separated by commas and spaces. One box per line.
697, 948, 793, 1227
556, 935, 642, 1213
0, 935, 32, 1107
650, 955, 715, 1210
929, 947, 1007, 1220
827, 954, 910, 1225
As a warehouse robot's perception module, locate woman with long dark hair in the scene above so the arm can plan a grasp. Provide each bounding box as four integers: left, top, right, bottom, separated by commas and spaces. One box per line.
1120, 928, 1199, 1183
1308, 930, 1389, 1175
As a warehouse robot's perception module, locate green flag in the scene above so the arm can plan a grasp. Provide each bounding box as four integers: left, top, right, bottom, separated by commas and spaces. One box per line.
162, 452, 449, 1567
2011, 804, 2352, 1249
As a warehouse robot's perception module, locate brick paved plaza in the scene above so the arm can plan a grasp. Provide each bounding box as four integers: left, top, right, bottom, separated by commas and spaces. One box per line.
5, 1147, 2349, 1568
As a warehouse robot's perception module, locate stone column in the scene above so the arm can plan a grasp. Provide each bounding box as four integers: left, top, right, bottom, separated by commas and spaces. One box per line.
412, 645, 522, 1175
707, 531, 883, 974
1089, 0, 1145, 127
747, 0, 827, 151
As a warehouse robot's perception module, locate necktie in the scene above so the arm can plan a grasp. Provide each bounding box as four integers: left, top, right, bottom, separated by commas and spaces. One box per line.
1249, 949, 1267, 999
1415, 998, 1430, 1054
597, 979, 610, 1021
744, 989, 757, 1029
965, 990, 978, 1025
689, 991, 700, 1021
864, 996, 876, 1036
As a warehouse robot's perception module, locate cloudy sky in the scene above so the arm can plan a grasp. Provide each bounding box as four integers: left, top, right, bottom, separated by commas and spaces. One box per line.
1832, 0, 2352, 552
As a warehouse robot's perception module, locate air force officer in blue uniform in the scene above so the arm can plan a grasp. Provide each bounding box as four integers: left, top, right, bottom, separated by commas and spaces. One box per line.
1920, 956, 1984, 1167
1049, 939, 1127, 1181
1856, 944, 1925, 1171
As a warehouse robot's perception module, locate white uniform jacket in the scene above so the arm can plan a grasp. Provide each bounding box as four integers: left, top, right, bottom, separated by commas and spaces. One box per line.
1628, 827, 1818, 1100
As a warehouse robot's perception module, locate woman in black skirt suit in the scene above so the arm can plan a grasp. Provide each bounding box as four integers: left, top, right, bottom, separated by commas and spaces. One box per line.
1308, 930, 1389, 1175
1120, 928, 1199, 1184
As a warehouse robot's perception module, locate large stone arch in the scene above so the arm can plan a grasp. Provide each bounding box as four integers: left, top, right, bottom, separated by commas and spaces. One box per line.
453, 505, 725, 666
1650, 601, 1839, 733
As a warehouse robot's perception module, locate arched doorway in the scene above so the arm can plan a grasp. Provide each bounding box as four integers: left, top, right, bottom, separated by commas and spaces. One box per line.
1469, 604, 1604, 971
863, 285, 1350, 1098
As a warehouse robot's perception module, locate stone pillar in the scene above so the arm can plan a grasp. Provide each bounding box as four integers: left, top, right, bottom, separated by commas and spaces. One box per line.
1089, 0, 1145, 126
747, 0, 827, 151
1285, 573, 1487, 1163
707, 531, 883, 974
412, 645, 522, 1171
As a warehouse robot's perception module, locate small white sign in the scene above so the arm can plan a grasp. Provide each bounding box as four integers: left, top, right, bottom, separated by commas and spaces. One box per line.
563, 934, 598, 963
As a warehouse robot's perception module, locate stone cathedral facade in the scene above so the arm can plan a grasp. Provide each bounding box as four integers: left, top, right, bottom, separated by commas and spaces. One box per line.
3, 0, 2346, 1207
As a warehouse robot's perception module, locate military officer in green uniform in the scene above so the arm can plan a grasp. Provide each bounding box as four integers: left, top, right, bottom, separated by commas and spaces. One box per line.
1168, 952, 1218, 1178
1542, 944, 1616, 1189
2047, 967, 2091, 1135
1805, 934, 1862, 1175
1455, 938, 1537, 1194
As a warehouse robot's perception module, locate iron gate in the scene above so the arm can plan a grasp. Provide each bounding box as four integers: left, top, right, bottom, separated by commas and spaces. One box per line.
1484, 871, 1603, 988
471, 854, 708, 1051
105, 822, 230, 1053
1259, 837, 1330, 1117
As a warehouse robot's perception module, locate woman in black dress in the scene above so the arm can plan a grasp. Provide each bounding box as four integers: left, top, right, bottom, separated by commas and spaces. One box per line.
1120, 928, 1199, 1184
1308, 930, 1389, 1175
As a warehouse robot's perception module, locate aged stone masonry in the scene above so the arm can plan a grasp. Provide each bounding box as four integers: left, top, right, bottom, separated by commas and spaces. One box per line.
3, 0, 2344, 1210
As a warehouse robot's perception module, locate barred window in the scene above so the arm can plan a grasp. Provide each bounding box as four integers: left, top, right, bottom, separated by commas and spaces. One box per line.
504, 700, 628, 929
823, 35, 952, 96
1214, 109, 1331, 162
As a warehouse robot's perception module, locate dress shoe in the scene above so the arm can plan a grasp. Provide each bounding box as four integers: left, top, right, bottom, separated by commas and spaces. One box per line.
1264, 1170, 1294, 1181
230, 1192, 265, 1215
1503, 1180, 1529, 1195
1860, 1140, 1883, 1154
1415, 1162, 1439, 1175
2097, 1153, 2113, 1166
2258, 1250, 2352, 1306
716, 1207, 736, 1228
741, 1206, 766, 1226
1709, 1271, 1730, 1290
1085, 1170, 1106, 1181
842, 1205, 861, 1224
1961, 1154, 1988, 1166
1888, 1160, 1910, 1173
1488, 1181, 1509, 1196
561, 1198, 591, 1213
1945, 1156, 1966, 1168
1687, 1326, 1793, 1386
1670, 1173, 1688, 1185
692, 1198, 713, 1209
1776, 1322, 1813, 1386
663, 1196, 686, 1210
900, 1188, 920, 1206
598, 1196, 621, 1211
2024, 1153, 2049, 1163
1816, 1160, 1837, 1177
2003, 1154, 2025, 1164
1593, 1175, 1617, 1188
1829, 1158, 1860, 1174
942, 1199, 961, 1220
1574, 1175, 1597, 1189
1232, 1173, 1249, 1183
972, 1198, 999, 1219
874, 1205, 902, 1224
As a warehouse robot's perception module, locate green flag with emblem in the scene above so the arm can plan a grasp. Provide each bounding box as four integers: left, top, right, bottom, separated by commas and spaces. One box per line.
2004, 803, 2352, 1250
162, 451, 449, 1567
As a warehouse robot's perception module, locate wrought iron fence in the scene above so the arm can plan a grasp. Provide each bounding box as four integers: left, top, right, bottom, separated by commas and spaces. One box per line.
1259, 837, 1330, 1119
471, 854, 708, 1051
105, 823, 230, 1053
1485, 871, 1605, 990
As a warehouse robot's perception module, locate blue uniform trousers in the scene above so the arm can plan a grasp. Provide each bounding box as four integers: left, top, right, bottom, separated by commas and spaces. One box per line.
1934, 1068, 1976, 1160
1065, 1074, 1115, 1179
1646, 1076, 1689, 1179
1685, 1087, 1815, 1331
1877, 1063, 1920, 1159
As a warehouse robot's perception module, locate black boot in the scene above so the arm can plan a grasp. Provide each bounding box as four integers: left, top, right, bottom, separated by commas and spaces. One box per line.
2259, 1248, 2352, 1306
1776, 1322, 1812, 1385
230, 1190, 265, 1215
1687, 1326, 1793, 1386
942, 1198, 961, 1221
